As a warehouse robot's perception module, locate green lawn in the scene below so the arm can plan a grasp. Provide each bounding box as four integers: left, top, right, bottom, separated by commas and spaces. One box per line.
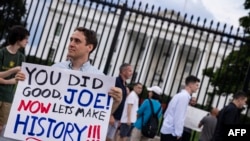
190, 131, 200, 141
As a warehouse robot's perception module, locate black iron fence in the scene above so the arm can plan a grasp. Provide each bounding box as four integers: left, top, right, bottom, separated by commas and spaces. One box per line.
1, 0, 250, 140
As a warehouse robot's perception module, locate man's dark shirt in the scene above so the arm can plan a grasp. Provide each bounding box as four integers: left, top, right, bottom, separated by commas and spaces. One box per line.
212, 102, 241, 141
112, 75, 127, 120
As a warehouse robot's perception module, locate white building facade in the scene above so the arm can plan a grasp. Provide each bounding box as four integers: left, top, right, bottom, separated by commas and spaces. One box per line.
32, 0, 242, 108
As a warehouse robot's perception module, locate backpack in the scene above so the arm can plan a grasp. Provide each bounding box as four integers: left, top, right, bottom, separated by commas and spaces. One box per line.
141, 99, 161, 138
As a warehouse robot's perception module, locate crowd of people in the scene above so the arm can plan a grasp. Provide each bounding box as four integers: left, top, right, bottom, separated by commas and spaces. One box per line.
0, 25, 248, 141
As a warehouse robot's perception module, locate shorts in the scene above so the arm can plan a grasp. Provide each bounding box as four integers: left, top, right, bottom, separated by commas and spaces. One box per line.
119, 123, 134, 138
0, 101, 11, 126
106, 120, 119, 139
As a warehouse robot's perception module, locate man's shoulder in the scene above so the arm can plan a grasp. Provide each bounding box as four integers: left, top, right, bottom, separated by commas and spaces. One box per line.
52, 61, 69, 69
176, 90, 190, 98
115, 76, 123, 85
115, 75, 121, 81
87, 65, 103, 75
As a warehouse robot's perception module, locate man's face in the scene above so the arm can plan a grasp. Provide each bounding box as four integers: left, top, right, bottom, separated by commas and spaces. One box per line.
147, 91, 152, 98
134, 84, 143, 95
238, 97, 247, 109
17, 36, 29, 48
123, 65, 133, 80
189, 82, 200, 93
67, 30, 93, 60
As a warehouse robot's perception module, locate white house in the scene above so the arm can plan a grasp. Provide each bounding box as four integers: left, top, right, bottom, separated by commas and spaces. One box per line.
33, 0, 241, 107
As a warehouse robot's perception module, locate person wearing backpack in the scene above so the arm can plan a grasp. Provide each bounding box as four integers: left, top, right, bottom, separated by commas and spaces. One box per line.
130, 86, 163, 141
160, 75, 200, 141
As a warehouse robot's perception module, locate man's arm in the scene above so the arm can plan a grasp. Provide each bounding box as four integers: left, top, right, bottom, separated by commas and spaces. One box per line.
108, 87, 122, 114
0, 67, 20, 78
0, 78, 17, 84
0, 67, 21, 84
127, 104, 133, 125
198, 116, 205, 128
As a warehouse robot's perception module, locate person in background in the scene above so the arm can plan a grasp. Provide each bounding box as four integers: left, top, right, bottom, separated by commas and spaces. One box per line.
160, 75, 200, 141
106, 63, 133, 141
130, 86, 163, 141
119, 82, 143, 141
212, 91, 247, 141
198, 107, 219, 141
0, 25, 29, 134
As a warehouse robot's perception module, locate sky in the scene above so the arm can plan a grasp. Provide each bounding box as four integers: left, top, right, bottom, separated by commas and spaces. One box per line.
26, 0, 248, 33
130, 0, 248, 32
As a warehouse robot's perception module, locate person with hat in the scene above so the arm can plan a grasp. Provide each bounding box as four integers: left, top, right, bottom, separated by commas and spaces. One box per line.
130, 85, 163, 141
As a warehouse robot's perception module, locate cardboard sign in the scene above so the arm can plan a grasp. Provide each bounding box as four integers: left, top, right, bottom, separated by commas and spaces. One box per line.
185, 106, 208, 132
4, 63, 115, 141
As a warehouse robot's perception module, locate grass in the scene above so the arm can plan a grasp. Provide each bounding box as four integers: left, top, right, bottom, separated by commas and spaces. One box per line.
190, 131, 200, 141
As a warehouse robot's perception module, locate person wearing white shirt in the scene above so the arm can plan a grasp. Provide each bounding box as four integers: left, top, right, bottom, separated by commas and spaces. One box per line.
160, 75, 200, 141
119, 82, 143, 141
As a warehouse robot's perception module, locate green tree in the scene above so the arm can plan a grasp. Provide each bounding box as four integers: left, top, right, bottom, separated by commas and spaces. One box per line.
203, 45, 250, 94
0, 0, 27, 47
203, 0, 250, 98
240, 0, 250, 33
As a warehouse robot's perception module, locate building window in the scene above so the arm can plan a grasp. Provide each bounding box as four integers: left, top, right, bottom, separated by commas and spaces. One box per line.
54, 23, 62, 36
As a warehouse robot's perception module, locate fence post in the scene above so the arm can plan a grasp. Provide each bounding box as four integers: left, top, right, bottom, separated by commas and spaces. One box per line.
243, 62, 250, 93
103, 3, 127, 74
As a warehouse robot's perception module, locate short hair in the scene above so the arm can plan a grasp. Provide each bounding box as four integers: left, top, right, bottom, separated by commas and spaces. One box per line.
8, 25, 30, 45
119, 63, 131, 73
233, 91, 247, 99
74, 27, 98, 53
133, 82, 142, 87
185, 75, 200, 85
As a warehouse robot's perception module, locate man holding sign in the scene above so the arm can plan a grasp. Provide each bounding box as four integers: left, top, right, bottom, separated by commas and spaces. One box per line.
13, 27, 122, 141
16, 27, 122, 114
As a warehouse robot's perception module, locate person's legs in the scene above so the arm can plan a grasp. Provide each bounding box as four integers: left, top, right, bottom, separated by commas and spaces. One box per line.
181, 128, 191, 141
106, 120, 119, 141
119, 123, 128, 141
114, 127, 121, 141
161, 133, 178, 141
127, 123, 134, 139
0, 101, 3, 134
141, 136, 150, 141
0, 102, 11, 134
130, 127, 142, 141
119, 123, 134, 141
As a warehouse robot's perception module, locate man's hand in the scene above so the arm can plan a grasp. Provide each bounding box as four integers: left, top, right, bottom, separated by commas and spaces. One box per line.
127, 120, 131, 126
15, 71, 26, 82
108, 86, 122, 114
109, 115, 115, 126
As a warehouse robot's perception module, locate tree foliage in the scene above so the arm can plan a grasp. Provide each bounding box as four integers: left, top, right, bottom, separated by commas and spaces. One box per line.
203, 45, 250, 95
203, 0, 250, 96
240, 0, 250, 33
0, 0, 27, 46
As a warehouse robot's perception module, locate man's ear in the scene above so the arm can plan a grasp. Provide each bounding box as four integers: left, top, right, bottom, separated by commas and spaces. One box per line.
88, 44, 94, 52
